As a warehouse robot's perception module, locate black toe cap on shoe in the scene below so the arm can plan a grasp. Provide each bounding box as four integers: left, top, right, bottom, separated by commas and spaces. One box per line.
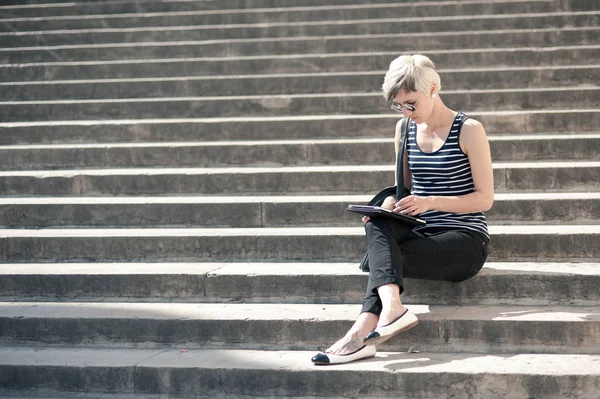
311, 353, 330, 364
363, 330, 381, 343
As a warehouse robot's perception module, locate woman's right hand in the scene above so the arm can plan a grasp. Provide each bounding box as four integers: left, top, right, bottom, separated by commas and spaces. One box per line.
363, 196, 396, 224
381, 195, 397, 211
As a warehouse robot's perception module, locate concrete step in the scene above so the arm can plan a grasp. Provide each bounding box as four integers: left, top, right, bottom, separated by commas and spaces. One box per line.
3, 12, 599, 47
3, 66, 599, 100
1, 27, 597, 64
2, 0, 591, 19
0, 225, 599, 263
1, 110, 598, 145
0, 193, 597, 228
2, 1, 595, 31
1, 134, 598, 170
2, 302, 600, 354
1, 347, 599, 399
1, 88, 598, 121
0, 162, 598, 195
3, 46, 598, 82
1, 262, 599, 307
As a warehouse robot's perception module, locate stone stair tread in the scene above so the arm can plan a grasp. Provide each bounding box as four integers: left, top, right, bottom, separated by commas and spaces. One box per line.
1, 225, 600, 237
2, 261, 599, 276
2, 301, 600, 323
1, 108, 597, 127
0, 192, 599, 204
1, 132, 599, 149
2, 27, 597, 64
3, 9, 596, 34
2, 27, 595, 49
3, 86, 597, 102
2, 347, 599, 398
3, 10, 598, 31
0, 345, 598, 374
3, 46, 599, 83
2, 160, 599, 176
3, 64, 599, 85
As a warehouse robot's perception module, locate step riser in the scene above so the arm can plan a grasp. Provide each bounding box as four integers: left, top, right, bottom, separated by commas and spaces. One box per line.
1, 112, 598, 145
2, 363, 597, 399
4, 68, 599, 100
2, 29, 597, 64
4, 47, 598, 81
1, 167, 597, 195
1, 90, 597, 121
4, 15, 599, 48
0, 0, 575, 21
2, 272, 598, 307
2, 233, 599, 262
1, 138, 598, 170
1, 198, 597, 227
1, 315, 599, 354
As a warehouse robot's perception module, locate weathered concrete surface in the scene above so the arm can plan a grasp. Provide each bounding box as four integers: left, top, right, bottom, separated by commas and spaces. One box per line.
2, 225, 600, 263
1, 110, 598, 145
1, 302, 600, 354
4, 66, 599, 100
0, 0, 582, 23
1, 88, 598, 121
0, 162, 598, 195
1, 347, 600, 398
3, 46, 599, 82
2, 262, 600, 306
0, 193, 599, 228
1, 27, 598, 64
1, 134, 599, 170
4, 13, 600, 48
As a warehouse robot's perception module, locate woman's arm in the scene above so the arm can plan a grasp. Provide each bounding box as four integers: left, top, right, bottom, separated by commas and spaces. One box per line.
394, 118, 494, 215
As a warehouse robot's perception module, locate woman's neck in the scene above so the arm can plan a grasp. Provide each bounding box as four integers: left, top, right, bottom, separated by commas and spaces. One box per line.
423, 96, 456, 130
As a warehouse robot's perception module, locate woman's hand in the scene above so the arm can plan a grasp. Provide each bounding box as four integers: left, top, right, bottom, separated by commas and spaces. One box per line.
394, 195, 431, 216
363, 195, 396, 224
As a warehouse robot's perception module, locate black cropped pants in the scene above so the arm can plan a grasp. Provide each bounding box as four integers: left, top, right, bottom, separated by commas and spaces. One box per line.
362, 217, 489, 315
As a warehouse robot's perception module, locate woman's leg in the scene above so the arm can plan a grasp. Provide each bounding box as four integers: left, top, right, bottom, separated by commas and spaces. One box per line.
326, 218, 417, 354
361, 218, 421, 326
324, 312, 378, 354
399, 229, 488, 282
325, 224, 488, 354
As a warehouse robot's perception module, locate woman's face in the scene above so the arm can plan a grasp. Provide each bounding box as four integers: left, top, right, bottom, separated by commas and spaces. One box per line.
393, 88, 433, 123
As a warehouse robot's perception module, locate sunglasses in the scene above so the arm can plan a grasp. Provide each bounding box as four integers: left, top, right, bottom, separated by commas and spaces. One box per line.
390, 94, 420, 112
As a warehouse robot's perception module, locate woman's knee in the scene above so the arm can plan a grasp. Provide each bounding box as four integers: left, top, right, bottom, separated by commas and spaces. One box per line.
364, 218, 394, 236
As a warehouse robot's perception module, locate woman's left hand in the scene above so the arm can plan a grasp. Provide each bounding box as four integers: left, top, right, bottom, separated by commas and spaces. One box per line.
393, 195, 431, 216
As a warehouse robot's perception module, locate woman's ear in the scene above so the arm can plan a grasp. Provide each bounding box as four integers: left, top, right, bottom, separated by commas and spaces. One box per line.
430, 83, 437, 97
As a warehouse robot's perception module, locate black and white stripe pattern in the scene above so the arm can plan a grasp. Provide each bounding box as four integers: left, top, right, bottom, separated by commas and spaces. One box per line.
407, 112, 489, 238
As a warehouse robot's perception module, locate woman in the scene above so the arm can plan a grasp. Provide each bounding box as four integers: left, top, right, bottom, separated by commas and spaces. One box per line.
312, 54, 494, 365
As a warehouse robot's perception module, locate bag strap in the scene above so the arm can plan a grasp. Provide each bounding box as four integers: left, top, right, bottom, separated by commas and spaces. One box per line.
395, 117, 411, 199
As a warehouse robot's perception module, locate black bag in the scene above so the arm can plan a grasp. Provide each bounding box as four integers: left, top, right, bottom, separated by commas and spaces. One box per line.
359, 117, 411, 272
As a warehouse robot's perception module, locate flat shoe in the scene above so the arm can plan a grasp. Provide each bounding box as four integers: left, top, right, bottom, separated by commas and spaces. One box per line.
311, 345, 376, 365
363, 308, 418, 346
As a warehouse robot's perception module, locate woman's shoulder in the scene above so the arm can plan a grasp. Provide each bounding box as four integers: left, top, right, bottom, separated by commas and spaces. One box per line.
460, 115, 487, 138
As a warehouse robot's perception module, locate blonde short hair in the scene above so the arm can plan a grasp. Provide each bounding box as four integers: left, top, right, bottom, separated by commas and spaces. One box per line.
382, 54, 441, 101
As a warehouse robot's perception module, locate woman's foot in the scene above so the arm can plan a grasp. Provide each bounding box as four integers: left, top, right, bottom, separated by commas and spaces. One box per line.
311, 330, 376, 365
325, 330, 365, 355
378, 305, 409, 328
312, 331, 376, 365
311, 345, 376, 365
363, 307, 418, 346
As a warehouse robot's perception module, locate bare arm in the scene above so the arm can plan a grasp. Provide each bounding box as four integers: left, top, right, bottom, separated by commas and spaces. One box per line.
394, 118, 494, 215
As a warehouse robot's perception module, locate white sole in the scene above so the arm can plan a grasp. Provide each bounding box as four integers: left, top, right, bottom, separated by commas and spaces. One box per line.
311, 344, 376, 365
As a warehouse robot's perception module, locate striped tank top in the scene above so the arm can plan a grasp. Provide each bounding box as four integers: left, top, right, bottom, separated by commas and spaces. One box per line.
407, 112, 489, 238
